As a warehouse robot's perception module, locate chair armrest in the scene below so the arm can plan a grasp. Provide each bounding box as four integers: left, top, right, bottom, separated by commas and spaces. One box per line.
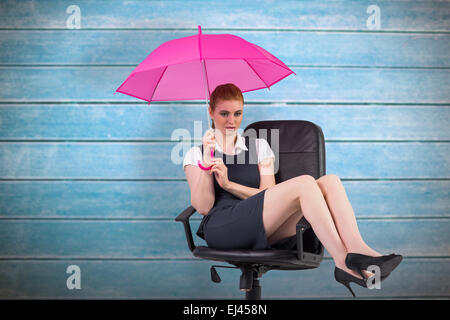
175, 206, 197, 252
295, 217, 309, 259
295, 217, 323, 265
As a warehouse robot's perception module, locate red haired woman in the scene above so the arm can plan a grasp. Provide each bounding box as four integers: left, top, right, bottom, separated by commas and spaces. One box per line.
183, 83, 402, 296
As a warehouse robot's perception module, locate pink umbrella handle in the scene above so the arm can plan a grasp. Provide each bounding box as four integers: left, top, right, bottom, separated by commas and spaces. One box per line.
198, 161, 212, 170
198, 149, 214, 171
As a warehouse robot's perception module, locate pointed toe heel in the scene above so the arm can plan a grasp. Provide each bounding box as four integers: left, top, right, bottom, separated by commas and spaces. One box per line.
345, 253, 403, 278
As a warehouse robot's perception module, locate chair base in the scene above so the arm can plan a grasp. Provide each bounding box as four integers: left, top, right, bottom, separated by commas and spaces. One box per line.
212, 264, 271, 300
243, 277, 262, 300
203, 245, 322, 300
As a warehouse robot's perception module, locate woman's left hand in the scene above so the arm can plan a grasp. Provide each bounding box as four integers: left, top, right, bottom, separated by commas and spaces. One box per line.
210, 158, 230, 190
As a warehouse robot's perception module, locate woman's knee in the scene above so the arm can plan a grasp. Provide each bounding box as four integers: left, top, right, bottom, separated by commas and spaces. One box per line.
316, 174, 341, 194
295, 175, 318, 196
317, 173, 340, 184
296, 174, 317, 184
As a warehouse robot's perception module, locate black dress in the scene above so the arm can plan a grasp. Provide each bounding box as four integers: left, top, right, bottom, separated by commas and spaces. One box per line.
196, 136, 296, 251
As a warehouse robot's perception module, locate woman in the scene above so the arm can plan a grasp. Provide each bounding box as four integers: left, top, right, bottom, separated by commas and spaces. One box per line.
183, 83, 402, 296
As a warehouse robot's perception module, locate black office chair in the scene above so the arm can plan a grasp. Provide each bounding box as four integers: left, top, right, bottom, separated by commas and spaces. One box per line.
175, 120, 326, 299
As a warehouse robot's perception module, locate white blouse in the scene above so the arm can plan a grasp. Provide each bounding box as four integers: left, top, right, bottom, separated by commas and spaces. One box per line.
183, 132, 275, 169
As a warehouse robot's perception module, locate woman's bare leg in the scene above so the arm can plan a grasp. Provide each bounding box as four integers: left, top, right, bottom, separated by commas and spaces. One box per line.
316, 174, 381, 257
262, 175, 365, 279
262, 176, 307, 239
295, 176, 358, 275
267, 208, 302, 245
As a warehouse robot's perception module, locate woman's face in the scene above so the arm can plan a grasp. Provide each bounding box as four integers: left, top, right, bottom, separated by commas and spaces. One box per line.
209, 99, 243, 137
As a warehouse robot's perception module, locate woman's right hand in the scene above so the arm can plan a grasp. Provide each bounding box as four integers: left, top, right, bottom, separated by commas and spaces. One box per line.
202, 129, 216, 167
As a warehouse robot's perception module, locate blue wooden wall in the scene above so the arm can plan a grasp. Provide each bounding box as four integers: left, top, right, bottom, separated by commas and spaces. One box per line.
0, 0, 449, 299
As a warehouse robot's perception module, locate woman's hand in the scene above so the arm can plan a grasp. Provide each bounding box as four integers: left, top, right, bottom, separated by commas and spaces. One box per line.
210, 158, 230, 190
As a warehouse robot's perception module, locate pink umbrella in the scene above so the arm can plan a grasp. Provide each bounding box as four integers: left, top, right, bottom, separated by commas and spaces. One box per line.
115, 26, 295, 169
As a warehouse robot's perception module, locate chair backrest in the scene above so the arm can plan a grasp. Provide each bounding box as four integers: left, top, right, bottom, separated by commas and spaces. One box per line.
243, 120, 326, 182
243, 120, 326, 254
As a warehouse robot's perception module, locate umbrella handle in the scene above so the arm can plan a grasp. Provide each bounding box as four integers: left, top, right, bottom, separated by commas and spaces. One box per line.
197, 149, 214, 170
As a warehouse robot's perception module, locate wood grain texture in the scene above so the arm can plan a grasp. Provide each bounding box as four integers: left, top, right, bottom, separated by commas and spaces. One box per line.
0, 259, 448, 299
0, 142, 448, 178
0, 0, 448, 31
0, 31, 448, 67
0, 67, 448, 103
0, 181, 448, 219
0, 219, 448, 258
0, 105, 448, 140
0, 0, 448, 299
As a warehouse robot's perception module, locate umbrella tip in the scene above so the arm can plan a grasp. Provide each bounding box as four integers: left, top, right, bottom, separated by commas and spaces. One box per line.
198, 25, 202, 34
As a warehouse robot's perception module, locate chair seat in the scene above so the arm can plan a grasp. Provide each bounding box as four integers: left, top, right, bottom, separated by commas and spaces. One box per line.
193, 246, 319, 270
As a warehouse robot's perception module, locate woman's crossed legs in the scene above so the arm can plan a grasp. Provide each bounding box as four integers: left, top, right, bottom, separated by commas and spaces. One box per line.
262, 174, 381, 279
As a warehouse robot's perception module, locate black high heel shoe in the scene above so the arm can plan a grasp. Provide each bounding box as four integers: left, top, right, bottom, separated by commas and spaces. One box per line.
334, 267, 368, 297
345, 253, 403, 279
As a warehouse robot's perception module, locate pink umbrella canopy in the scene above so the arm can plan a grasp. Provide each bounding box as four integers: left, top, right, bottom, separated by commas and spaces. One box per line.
115, 26, 295, 102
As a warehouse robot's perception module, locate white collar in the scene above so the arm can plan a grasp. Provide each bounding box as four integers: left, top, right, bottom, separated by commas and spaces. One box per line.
214, 131, 248, 155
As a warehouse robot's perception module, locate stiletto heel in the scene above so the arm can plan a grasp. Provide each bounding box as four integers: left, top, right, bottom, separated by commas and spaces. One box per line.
334, 267, 368, 298
341, 280, 356, 297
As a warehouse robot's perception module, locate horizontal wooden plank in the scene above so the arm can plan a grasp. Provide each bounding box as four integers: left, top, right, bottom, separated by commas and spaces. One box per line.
0, 258, 448, 298
0, 142, 448, 179
0, 105, 449, 140
1, 30, 448, 67
0, 181, 448, 219
0, 181, 192, 219
1, 67, 448, 103
0, 0, 448, 31
0, 220, 448, 258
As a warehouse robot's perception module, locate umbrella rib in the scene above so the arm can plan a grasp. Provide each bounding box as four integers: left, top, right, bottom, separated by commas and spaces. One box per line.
243, 59, 270, 91
149, 66, 168, 103
265, 59, 297, 76
198, 27, 203, 60
202, 60, 211, 97
115, 72, 136, 94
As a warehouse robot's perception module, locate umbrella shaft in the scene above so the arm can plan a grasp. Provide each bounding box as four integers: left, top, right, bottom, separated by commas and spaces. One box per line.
201, 59, 211, 130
